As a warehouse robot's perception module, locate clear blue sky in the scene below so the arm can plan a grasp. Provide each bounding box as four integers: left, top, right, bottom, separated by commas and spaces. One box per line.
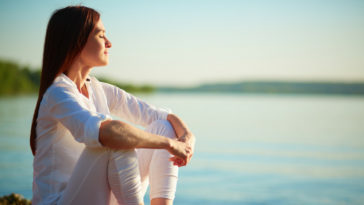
1, 0, 364, 85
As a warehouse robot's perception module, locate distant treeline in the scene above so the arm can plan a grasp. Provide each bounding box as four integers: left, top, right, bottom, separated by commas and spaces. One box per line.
0, 60, 40, 95
0, 59, 155, 96
97, 77, 155, 93
2, 59, 364, 96
159, 81, 364, 95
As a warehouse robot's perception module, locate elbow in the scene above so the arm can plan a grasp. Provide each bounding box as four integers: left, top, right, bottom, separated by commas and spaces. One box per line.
99, 119, 114, 148
99, 120, 136, 150
99, 120, 123, 149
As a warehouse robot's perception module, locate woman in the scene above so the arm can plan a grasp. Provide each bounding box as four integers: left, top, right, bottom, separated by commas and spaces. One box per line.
30, 6, 195, 205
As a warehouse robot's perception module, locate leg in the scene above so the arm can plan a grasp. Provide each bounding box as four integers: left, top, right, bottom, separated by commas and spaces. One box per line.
137, 120, 179, 205
58, 147, 143, 205
108, 149, 143, 205
58, 147, 112, 205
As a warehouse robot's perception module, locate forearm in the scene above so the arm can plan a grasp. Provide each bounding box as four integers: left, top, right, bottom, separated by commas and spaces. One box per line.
167, 113, 192, 139
99, 120, 171, 150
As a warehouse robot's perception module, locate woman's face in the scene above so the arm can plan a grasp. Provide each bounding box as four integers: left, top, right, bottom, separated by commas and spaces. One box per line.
79, 19, 112, 67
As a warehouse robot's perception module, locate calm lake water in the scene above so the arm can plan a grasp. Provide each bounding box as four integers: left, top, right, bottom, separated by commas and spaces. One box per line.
1, 93, 364, 205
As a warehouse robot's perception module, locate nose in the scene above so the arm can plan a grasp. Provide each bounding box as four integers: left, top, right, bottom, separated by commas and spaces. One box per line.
105, 37, 112, 48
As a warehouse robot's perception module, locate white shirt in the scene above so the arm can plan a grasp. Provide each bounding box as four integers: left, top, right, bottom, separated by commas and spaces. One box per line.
32, 74, 169, 205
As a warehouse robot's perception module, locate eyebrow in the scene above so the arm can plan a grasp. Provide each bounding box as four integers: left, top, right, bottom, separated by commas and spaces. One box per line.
95, 29, 105, 33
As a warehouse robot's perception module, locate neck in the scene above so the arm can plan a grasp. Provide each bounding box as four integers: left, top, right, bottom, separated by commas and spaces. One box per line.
65, 61, 92, 92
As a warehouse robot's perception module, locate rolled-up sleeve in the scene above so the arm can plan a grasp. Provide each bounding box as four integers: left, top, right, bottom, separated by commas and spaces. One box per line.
44, 86, 110, 148
100, 82, 170, 127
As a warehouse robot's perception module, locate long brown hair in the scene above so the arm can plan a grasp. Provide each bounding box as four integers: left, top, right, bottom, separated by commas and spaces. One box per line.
30, 6, 100, 155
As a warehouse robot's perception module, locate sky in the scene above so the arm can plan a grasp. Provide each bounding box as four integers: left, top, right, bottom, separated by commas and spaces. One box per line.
0, 0, 364, 86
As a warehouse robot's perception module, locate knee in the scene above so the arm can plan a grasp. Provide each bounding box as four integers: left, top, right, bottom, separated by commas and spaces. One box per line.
150, 120, 173, 130
146, 120, 176, 139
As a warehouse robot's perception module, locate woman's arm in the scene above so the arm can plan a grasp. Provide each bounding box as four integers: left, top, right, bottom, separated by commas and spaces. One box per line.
167, 113, 195, 167
100, 82, 168, 127
99, 120, 191, 161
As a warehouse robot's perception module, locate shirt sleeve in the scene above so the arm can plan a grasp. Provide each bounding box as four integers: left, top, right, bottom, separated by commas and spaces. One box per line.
100, 82, 170, 127
44, 86, 110, 148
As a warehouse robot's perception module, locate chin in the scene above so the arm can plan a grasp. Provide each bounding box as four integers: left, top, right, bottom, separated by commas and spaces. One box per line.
96, 59, 109, 66
102, 57, 109, 65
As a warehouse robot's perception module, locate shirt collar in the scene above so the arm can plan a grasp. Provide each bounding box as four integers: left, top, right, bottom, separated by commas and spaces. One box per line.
55, 73, 91, 88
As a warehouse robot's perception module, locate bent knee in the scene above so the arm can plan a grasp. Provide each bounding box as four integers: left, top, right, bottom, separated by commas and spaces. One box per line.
150, 120, 173, 130
146, 120, 176, 139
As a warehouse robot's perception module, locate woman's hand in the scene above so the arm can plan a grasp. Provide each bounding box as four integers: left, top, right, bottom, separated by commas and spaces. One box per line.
166, 113, 196, 167
177, 133, 195, 166
167, 139, 192, 167
169, 133, 195, 167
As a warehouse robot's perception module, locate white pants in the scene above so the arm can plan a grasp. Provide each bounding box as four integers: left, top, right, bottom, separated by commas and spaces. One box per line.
58, 120, 178, 205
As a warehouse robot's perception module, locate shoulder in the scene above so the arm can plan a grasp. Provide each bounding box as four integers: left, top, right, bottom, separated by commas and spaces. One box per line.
89, 76, 122, 94
43, 75, 78, 104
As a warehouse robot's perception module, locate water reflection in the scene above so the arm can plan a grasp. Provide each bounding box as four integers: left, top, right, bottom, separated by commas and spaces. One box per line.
1, 94, 364, 204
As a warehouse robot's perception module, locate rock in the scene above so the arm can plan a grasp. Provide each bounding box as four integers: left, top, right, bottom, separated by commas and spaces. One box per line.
0, 193, 31, 205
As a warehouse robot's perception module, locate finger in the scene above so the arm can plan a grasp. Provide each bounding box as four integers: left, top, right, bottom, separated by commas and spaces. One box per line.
178, 137, 186, 143
170, 157, 184, 166
172, 155, 189, 166
174, 158, 182, 166
170, 157, 180, 163
178, 158, 186, 167
170, 157, 180, 164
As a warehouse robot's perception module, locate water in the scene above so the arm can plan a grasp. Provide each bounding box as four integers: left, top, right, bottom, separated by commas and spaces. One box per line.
1, 93, 364, 204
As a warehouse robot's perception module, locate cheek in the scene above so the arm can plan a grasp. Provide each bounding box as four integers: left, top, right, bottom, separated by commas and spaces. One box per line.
79, 37, 107, 66
84, 42, 103, 58
93, 42, 105, 58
